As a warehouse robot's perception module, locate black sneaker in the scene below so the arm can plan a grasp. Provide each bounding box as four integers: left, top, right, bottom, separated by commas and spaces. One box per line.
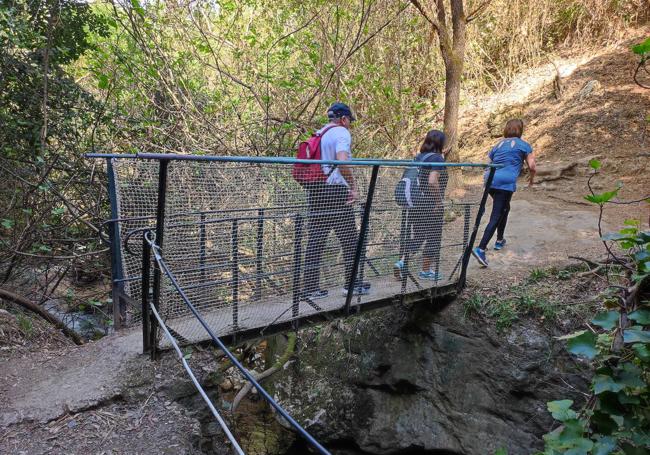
305, 289, 328, 299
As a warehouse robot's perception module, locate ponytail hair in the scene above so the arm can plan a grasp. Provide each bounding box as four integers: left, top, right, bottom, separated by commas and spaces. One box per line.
420, 129, 446, 154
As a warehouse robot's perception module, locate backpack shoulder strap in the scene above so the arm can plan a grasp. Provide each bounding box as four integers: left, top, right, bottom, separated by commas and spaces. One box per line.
315, 124, 343, 137
416, 152, 436, 162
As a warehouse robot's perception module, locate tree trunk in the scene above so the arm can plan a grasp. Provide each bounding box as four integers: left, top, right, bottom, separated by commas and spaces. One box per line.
441, 0, 466, 161
442, 57, 462, 160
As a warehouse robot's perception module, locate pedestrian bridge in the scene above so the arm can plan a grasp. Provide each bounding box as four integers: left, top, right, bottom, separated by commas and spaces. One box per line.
92, 153, 494, 350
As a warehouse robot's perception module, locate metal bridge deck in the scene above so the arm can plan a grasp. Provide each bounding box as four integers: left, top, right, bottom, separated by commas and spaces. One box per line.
162, 274, 457, 346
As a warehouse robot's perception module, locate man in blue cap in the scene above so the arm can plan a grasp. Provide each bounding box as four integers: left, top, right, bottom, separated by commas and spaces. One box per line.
303, 102, 370, 299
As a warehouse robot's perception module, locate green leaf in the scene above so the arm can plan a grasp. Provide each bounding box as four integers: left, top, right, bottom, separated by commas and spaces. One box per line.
585, 188, 619, 205
601, 232, 628, 241
97, 73, 109, 89
548, 400, 578, 422
565, 330, 598, 359
632, 343, 650, 361
624, 219, 640, 227
618, 363, 645, 389
589, 159, 602, 170
593, 374, 625, 394
623, 329, 650, 344
593, 436, 617, 455
1, 218, 15, 229
494, 449, 507, 455
635, 250, 650, 262
629, 310, 650, 325
618, 390, 641, 404
632, 37, 650, 56
592, 311, 619, 330
130, 0, 145, 18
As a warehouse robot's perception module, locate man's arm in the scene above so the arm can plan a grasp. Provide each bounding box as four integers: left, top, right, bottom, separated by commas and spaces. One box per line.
337, 150, 357, 201
525, 152, 536, 186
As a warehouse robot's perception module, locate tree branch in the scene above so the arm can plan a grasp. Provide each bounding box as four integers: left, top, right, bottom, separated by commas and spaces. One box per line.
466, 0, 493, 22
409, 0, 441, 31
0, 288, 84, 345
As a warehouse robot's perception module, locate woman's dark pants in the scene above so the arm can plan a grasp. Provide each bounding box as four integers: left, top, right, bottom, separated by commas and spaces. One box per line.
478, 188, 513, 250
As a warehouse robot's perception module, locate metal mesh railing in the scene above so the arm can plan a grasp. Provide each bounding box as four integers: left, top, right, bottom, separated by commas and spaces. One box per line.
98, 153, 493, 346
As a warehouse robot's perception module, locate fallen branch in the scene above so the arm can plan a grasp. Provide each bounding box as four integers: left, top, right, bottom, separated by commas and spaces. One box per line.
232, 332, 296, 413
0, 288, 84, 345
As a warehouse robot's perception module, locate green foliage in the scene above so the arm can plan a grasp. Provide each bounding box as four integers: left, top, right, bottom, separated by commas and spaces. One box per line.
559, 330, 598, 360
632, 37, 650, 58
542, 165, 650, 453
542, 181, 650, 454
16, 313, 33, 336
529, 268, 550, 283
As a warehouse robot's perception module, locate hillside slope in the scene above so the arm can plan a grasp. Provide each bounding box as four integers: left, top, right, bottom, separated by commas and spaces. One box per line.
459, 29, 650, 202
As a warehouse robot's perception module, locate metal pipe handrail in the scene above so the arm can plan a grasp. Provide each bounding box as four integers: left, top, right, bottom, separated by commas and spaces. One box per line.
146, 233, 331, 455
86, 152, 501, 168
148, 302, 245, 455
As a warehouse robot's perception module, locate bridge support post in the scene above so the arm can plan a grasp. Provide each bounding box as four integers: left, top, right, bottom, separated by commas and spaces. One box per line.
255, 209, 265, 301
458, 167, 495, 290
107, 158, 126, 329
291, 214, 304, 320
150, 159, 169, 359
231, 220, 239, 331
141, 233, 152, 353
345, 165, 379, 314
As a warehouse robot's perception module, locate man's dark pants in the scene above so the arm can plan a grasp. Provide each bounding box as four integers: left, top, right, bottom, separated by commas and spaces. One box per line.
303, 183, 358, 293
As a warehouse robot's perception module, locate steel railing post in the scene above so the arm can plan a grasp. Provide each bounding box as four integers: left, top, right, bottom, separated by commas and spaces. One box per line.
291, 214, 304, 320
255, 208, 265, 301
150, 159, 169, 359
141, 233, 152, 353
231, 220, 239, 330
345, 165, 379, 314
199, 213, 206, 284
107, 158, 126, 329
458, 167, 495, 290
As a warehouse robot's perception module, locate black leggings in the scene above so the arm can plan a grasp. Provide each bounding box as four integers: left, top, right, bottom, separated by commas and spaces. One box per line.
398, 205, 444, 272
303, 184, 358, 293
478, 189, 513, 250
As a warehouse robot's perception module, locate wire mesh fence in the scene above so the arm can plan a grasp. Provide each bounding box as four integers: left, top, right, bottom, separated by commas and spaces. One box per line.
105, 154, 492, 347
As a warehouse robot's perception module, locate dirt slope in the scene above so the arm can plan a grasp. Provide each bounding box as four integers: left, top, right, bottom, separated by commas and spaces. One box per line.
459, 29, 650, 202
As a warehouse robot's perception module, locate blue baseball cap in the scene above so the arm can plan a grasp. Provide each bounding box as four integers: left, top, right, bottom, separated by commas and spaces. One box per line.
327, 102, 356, 121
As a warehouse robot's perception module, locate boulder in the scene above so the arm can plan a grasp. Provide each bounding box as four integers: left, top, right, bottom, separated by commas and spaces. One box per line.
267, 302, 586, 455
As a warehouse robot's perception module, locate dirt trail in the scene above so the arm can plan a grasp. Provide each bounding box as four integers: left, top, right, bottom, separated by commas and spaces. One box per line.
0, 330, 142, 427
468, 194, 604, 279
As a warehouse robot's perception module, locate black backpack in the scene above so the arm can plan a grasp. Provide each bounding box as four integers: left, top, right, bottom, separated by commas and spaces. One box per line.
394, 153, 435, 208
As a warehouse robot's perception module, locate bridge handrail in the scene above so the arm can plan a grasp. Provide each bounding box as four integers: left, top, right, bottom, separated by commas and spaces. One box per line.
148, 301, 245, 455
86, 152, 502, 168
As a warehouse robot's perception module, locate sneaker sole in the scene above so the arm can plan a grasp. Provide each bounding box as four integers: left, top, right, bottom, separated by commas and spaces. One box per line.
305, 293, 328, 300
471, 250, 489, 267
342, 289, 370, 296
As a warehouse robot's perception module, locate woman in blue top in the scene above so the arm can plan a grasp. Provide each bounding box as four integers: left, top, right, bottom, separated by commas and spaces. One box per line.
472, 119, 536, 267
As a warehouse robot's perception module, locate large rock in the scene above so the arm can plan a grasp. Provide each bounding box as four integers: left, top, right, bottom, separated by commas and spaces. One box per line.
268, 303, 586, 455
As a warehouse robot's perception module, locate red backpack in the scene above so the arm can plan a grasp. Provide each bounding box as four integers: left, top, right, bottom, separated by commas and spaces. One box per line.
292, 125, 340, 185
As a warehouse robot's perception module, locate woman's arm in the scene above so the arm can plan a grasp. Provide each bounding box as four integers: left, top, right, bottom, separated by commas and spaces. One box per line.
428, 170, 440, 190
525, 152, 537, 187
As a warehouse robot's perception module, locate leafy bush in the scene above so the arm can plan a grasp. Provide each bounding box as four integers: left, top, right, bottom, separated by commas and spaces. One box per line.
540, 161, 650, 454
